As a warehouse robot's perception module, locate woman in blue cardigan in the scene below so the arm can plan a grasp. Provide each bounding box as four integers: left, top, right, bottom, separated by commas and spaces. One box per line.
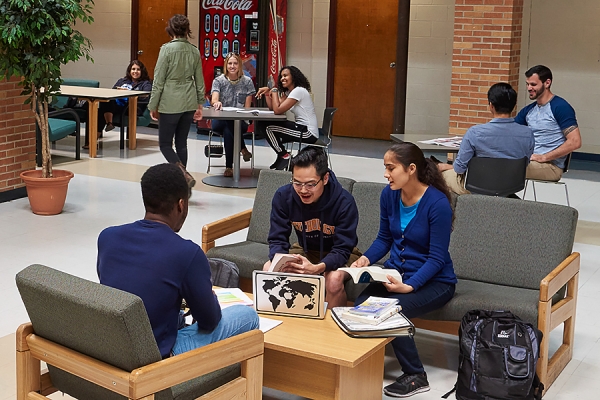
351, 142, 457, 398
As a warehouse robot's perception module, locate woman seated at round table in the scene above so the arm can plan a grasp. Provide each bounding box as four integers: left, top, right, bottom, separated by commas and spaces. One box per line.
210, 52, 255, 177
256, 66, 319, 171
87, 60, 152, 148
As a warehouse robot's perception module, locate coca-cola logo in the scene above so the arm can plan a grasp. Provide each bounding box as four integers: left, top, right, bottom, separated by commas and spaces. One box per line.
270, 39, 278, 75
202, 0, 254, 11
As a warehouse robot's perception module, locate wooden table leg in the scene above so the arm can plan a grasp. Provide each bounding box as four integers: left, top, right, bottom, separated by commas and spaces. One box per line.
128, 96, 138, 150
263, 346, 385, 400
88, 100, 99, 158
336, 346, 385, 400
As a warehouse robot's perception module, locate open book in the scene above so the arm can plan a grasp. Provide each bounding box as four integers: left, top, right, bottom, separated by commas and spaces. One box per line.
268, 253, 298, 272
338, 266, 402, 284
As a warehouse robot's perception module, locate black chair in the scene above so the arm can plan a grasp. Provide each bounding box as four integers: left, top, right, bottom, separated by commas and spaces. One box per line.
524, 153, 571, 206
113, 102, 152, 149
286, 107, 338, 168
464, 156, 528, 197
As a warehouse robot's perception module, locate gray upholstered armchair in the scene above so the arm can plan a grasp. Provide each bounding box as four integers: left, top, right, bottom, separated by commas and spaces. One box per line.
15, 264, 264, 400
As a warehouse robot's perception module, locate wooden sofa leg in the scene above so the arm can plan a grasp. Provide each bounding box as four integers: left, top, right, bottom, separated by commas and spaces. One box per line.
16, 324, 42, 400
537, 300, 552, 392
242, 354, 264, 400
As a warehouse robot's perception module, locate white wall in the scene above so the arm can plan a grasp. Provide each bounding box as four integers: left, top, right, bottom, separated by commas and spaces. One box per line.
405, 0, 454, 136
519, 0, 600, 153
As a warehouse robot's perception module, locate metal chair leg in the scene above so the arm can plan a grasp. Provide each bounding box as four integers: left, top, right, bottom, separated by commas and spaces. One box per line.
206, 129, 212, 173
564, 183, 570, 207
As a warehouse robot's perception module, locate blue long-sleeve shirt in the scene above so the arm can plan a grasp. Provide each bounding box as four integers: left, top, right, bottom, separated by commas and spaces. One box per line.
363, 185, 457, 290
97, 220, 221, 358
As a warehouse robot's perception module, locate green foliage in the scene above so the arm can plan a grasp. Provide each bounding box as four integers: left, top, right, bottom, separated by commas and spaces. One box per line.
0, 0, 94, 103
0, 0, 94, 177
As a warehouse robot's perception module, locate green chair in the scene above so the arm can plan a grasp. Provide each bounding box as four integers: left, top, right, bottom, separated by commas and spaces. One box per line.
36, 109, 81, 166
16, 264, 264, 400
51, 78, 100, 147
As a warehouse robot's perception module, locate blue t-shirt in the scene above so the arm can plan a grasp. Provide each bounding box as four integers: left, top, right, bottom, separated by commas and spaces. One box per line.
453, 118, 534, 174
515, 96, 577, 169
400, 198, 420, 231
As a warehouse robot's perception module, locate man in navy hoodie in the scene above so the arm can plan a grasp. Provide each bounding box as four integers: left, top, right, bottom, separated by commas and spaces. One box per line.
97, 163, 258, 359
263, 147, 360, 308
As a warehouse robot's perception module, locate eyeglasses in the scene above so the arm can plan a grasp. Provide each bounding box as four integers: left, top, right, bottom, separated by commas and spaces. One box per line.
290, 178, 322, 190
224, 52, 239, 59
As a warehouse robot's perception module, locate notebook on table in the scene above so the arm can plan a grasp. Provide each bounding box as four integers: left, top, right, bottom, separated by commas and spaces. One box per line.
252, 270, 326, 319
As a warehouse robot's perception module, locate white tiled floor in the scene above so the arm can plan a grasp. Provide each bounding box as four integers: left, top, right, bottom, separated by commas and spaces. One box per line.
2, 130, 600, 399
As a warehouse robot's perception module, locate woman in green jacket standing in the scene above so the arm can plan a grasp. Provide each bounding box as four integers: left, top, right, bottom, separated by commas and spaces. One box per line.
148, 14, 205, 189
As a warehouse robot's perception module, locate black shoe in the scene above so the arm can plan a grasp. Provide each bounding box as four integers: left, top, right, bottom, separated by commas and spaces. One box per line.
383, 373, 430, 398
271, 155, 290, 170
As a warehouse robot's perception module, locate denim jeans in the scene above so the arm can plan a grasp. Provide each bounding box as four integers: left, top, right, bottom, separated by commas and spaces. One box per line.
355, 280, 455, 375
171, 305, 259, 355
211, 119, 249, 169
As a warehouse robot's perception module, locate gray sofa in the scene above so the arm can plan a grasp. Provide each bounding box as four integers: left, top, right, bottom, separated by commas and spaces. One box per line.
202, 169, 579, 391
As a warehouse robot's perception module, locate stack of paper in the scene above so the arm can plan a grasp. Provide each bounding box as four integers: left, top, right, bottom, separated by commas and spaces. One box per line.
331, 307, 414, 338
214, 288, 253, 308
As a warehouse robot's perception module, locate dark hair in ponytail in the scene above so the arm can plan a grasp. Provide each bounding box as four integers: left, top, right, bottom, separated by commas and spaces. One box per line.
386, 143, 452, 204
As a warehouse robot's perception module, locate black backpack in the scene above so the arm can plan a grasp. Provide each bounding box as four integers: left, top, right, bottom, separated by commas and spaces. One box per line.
444, 310, 544, 400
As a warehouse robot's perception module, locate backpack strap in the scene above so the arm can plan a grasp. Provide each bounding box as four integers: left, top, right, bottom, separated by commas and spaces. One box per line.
441, 384, 456, 399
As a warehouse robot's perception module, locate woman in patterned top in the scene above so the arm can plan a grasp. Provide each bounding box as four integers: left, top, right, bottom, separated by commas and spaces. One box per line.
210, 53, 255, 177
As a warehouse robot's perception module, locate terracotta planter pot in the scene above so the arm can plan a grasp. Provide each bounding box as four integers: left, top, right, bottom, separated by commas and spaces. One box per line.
20, 169, 74, 215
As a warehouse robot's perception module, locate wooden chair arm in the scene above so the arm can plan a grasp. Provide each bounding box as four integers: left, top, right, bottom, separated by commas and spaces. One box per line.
131, 329, 264, 398
26, 334, 131, 396
202, 209, 252, 252
23, 329, 263, 399
539, 252, 580, 302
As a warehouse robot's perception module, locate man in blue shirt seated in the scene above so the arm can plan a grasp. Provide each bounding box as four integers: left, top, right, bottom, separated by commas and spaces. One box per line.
263, 146, 360, 308
97, 163, 258, 359
515, 65, 582, 181
438, 82, 534, 194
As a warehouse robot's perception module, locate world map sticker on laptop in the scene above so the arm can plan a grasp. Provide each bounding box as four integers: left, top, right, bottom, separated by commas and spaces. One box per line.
252, 271, 326, 319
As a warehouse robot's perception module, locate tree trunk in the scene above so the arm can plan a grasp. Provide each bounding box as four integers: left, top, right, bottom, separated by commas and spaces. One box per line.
32, 89, 53, 178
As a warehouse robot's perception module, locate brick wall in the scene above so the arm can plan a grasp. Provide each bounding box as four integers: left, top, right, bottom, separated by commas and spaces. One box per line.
449, 0, 524, 135
0, 77, 36, 193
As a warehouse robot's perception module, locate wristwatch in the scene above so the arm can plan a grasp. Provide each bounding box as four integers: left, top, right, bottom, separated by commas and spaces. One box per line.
271, 88, 278, 93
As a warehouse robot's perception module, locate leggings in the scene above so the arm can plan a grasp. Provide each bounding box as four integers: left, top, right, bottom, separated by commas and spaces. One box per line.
257, 120, 317, 156
158, 111, 195, 166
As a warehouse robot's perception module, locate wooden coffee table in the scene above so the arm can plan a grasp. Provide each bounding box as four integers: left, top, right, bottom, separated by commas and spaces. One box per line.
261, 310, 393, 399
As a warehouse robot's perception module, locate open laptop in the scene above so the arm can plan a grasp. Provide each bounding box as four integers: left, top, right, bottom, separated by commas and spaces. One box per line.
252, 270, 326, 319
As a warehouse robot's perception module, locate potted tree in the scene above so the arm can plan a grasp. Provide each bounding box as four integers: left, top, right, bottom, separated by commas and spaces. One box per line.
0, 0, 94, 215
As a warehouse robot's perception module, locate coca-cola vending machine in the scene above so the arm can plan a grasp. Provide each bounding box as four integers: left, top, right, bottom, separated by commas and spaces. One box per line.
199, 0, 287, 96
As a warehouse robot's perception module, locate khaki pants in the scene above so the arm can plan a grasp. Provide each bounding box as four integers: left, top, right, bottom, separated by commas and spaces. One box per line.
442, 169, 470, 195
526, 161, 563, 181
289, 243, 362, 269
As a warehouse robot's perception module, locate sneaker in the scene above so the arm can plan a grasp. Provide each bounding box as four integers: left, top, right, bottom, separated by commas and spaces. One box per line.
241, 148, 252, 162
270, 153, 290, 170
383, 373, 430, 398
105, 123, 115, 132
